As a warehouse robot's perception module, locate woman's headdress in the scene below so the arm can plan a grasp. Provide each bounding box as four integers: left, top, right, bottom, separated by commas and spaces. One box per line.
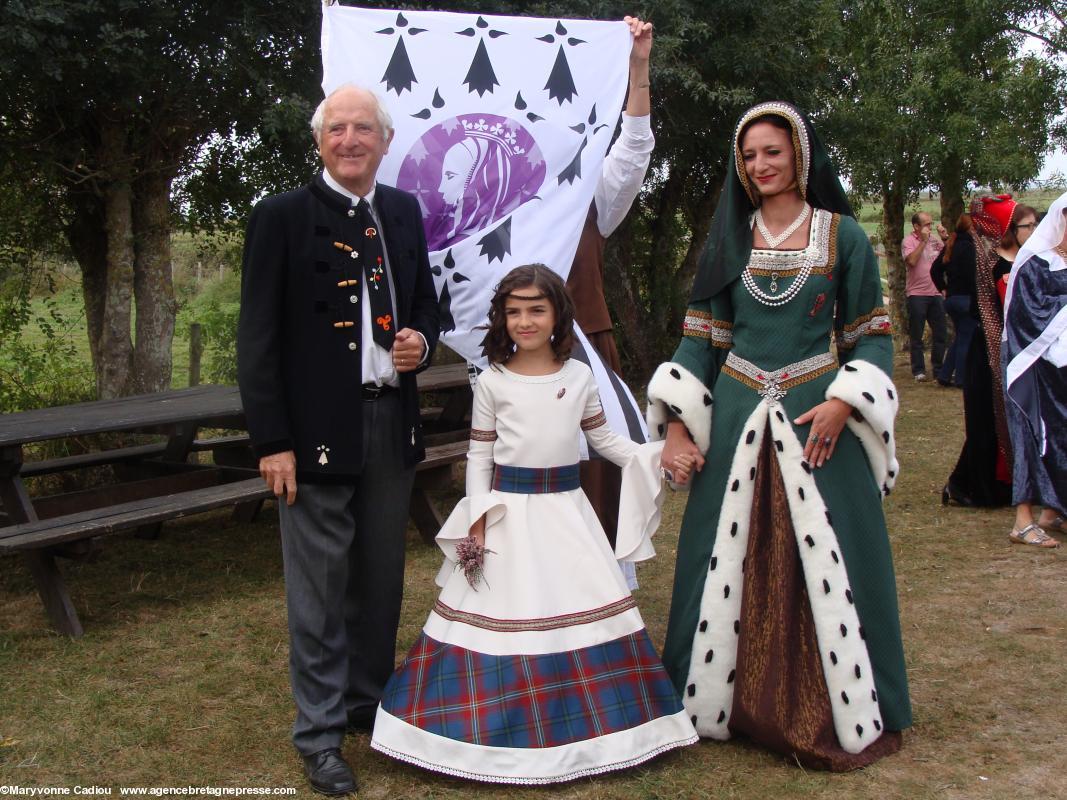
971, 194, 1016, 239
690, 101, 853, 303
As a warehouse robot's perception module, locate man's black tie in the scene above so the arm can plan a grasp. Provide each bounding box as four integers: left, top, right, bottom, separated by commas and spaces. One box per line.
357, 198, 395, 350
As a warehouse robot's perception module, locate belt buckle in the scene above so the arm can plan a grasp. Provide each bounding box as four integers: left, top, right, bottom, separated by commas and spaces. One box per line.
362, 383, 383, 400
759, 380, 786, 405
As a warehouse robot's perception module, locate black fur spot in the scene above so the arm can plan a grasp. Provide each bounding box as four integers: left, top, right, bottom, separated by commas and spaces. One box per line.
831, 550, 840, 564
862, 391, 875, 403
844, 364, 857, 372
717, 710, 726, 724
804, 534, 815, 547
699, 620, 708, 633
841, 691, 850, 704
731, 479, 740, 491
734, 620, 740, 634
840, 623, 848, 637
687, 684, 696, 697
871, 689, 878, 702
845, 589, 854, 604
887, 388, 895, 400
859, 626, 866, 640
775, 410, 784, 422
855, 664, 861, 679
703, 394, 713, 406
657, 423, 665, 436
705, 649, 714, 663
746, 429, 756, 444
882, 430, 890, 443
883, 484, 892, 496
709, 556, 718, 571
724, 585, 730, 599
798, 487, 806, 500
823, 579, 831, 594
801, 461, 812, 474
730, 522, 738, 537
669, 404, 682, 415
727, 669, 736, 683
874, 719, 882, 731
825, 510, 833, 526
830, 651, 838, 665
750, 467, 756, 480
856, 724, 864, 737
888, 469, 896, 478
670, 368, 681, 379
775, 439, 784, 452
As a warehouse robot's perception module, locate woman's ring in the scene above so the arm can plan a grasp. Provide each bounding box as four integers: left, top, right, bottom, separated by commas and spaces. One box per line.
823, 436, 833, 445
661, 467, 675, 483
809, 433, 819, 443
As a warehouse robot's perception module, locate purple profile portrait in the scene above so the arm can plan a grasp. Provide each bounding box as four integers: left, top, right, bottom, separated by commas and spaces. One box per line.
397, 114, 546, 251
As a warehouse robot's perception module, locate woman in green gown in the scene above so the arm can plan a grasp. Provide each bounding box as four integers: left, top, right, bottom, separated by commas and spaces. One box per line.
646, 102, 911, 769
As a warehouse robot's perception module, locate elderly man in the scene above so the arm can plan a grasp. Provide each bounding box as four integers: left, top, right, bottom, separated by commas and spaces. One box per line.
901, 211, 949, 381
237, 85, 439, 795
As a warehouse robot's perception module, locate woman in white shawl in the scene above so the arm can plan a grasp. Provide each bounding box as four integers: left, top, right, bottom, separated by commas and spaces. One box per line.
1003, 191, 1067, 547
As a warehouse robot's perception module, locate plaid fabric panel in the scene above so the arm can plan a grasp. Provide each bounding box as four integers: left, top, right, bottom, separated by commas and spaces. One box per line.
492, 464, 580, 493
380, 631, 684, 748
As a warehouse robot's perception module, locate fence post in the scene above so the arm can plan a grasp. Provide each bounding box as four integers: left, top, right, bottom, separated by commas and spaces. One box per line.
189, 323, 203, 387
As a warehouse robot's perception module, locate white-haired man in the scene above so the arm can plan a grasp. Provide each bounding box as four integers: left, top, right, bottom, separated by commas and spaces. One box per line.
238, 85, 439, 794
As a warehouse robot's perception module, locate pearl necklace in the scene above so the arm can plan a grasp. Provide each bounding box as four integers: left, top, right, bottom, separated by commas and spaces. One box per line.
754, 203, 811, 248
742, 257, 814, 306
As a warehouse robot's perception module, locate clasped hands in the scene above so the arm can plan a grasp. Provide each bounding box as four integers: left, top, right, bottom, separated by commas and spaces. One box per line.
659, 398, 853, 486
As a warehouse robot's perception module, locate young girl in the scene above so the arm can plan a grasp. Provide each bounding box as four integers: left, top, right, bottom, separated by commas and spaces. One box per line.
370, 265, 697, 783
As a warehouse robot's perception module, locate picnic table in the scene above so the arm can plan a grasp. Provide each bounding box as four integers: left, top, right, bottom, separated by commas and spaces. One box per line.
0, 364, 472, 636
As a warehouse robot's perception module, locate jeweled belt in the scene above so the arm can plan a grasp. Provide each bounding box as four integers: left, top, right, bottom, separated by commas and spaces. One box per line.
722, 351, 837, 404
492, 463, 581, 494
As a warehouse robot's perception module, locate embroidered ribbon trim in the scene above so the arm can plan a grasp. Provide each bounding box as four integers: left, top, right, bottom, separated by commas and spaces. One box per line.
492, 463, 581, 494
432, 596, 637, 632
469, 428, 497, 442
580, 411, 607, 430
723, 351, 837, 404
835, 308, 892, 349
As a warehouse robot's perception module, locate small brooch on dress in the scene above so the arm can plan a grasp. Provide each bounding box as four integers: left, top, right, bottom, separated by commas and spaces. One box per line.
809, 293, 826, 317
557, 387, 566, 399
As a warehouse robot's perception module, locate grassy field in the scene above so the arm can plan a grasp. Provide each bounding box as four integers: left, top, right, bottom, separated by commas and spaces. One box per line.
2, 352, 1065, 799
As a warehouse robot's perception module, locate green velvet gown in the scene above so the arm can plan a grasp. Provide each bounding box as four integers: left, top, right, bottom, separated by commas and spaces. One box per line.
650, 210, 911, 769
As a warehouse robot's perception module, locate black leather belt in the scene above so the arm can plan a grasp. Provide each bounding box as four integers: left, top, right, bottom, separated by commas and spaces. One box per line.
361, 383, 396, 401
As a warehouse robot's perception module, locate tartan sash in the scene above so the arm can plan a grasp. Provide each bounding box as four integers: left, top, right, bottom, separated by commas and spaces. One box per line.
492, 463, 580, 494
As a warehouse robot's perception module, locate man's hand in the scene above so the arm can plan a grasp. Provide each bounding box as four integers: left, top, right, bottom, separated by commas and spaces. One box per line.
260, 450, 297, 506
625, 15, 652, 62
392, 328, 425, 373
936, 223, 948, 241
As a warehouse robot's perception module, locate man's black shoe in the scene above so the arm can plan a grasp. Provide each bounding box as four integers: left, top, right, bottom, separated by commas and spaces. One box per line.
302, 748, 358, 796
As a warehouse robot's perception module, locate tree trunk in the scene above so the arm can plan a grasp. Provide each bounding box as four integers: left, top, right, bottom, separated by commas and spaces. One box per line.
130, 174, 176, 393
96, 118, 136, 399
66, 191, 109, 382
880, 183, 909, 351
938, 152, 965, 231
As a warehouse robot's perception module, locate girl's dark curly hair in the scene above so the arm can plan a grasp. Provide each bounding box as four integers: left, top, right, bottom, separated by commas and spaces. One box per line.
480, 264, 575, 365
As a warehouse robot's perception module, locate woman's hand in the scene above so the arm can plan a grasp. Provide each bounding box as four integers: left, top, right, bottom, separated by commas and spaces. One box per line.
660, 420, 706, 485
794, 398, 853, 467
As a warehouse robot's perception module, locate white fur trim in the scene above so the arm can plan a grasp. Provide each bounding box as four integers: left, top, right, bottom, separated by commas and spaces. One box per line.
824, 359, 900, 496
682, 400, 884, 754
646, 362, 713, 454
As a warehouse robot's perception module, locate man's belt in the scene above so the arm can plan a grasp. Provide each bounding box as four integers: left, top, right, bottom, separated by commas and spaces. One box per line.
361, 383, 396, 400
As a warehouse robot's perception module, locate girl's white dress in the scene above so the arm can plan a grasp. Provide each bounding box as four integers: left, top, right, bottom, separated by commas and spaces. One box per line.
371, 359, 697, 783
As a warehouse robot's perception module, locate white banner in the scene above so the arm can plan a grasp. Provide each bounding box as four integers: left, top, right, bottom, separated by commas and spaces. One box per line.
321, 5, 647, 445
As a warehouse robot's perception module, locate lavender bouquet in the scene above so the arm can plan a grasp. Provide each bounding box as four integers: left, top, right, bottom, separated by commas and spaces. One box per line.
454, 534, 495, 590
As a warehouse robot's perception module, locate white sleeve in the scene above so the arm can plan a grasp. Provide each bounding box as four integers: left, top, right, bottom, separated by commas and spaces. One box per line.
465, 374, 496, 496
593, 114, 654, 238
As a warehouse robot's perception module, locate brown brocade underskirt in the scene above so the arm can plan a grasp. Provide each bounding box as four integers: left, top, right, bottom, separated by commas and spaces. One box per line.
728, 424, 902, 770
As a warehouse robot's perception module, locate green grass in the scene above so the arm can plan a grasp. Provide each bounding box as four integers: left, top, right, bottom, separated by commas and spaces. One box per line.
2, 353, 1066, 798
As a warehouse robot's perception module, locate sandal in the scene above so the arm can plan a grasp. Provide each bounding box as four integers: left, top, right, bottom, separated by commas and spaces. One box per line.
1039, 515, 1067, 534
1009, 523, 1060, 549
